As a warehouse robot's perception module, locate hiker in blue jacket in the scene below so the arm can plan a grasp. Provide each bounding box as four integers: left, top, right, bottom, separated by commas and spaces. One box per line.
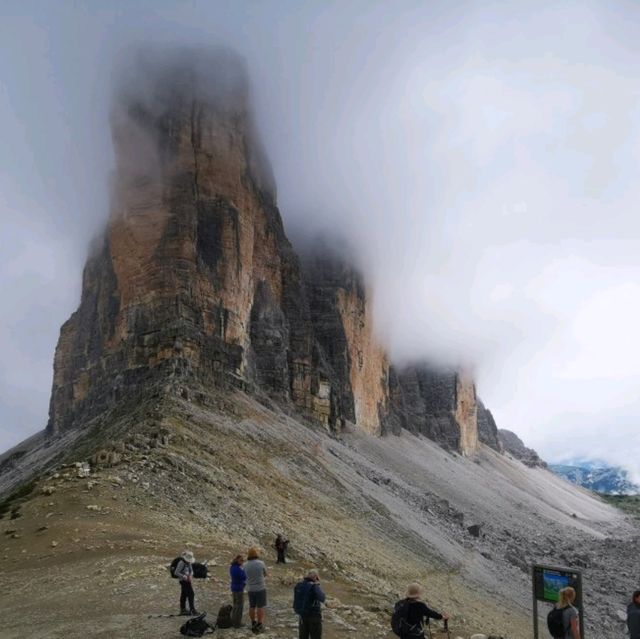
294, 569, 326, 639
230, 554, 247, 628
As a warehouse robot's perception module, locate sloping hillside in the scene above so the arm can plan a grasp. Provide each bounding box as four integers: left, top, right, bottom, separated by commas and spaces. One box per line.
1, 387, 635, 638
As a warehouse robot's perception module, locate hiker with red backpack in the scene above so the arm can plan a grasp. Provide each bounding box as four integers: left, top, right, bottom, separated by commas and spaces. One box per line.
391, 583, 449, 638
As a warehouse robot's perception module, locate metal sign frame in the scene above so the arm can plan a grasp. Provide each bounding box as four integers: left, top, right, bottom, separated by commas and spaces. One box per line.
532, 564, 584, 639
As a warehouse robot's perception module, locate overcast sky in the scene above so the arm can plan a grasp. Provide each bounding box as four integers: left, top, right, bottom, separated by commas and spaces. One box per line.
1, 0, 640, 480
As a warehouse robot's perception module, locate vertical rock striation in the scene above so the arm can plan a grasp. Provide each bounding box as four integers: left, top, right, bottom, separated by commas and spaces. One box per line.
302, 250, 389, 436
46, 47, 494, 457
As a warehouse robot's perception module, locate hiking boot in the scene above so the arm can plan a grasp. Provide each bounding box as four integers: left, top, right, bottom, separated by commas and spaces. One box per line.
180, 608, 190, 616
251, 621, 258, 634
189, 609, 200, 616
254, 623, 264, 634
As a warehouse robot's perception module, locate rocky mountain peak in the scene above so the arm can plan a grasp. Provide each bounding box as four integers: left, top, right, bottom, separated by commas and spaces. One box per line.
47, 47, 490, 457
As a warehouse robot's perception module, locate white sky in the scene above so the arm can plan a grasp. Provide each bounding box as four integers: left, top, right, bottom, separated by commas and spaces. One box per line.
1, 0, 640, 480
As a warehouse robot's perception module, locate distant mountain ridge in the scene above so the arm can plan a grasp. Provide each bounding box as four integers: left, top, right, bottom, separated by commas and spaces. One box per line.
550, 461, 640, 495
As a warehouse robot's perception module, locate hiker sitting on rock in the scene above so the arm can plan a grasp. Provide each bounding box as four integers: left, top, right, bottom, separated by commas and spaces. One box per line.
230, 554, 247, 628
275, 534, 289, 564
392, 583, 448, 638
293, 568, 326, 639
175, 550, 199, 616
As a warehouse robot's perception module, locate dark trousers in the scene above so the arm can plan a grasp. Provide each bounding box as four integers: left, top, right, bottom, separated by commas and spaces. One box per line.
231, 591, 244, 627
299, 615, 322, 639
180, 580, 195, 611
277, 549, 286, 563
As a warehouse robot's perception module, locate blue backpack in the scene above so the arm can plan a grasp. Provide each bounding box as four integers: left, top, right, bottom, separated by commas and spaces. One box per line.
293, 581, 316, 616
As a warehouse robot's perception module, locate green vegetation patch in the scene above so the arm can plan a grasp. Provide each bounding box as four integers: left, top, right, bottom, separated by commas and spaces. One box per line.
599, 494, 640, 520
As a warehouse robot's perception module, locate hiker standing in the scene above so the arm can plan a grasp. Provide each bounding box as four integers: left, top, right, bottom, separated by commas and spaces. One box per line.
393, 583, 448, 638
628, 590, 640, 639
554, 586, 580, 639
230, 554, 247, 628
275, 534, 289, 564
175, 550, 199, 616
293, 568, 326, 639
245, 546, 268, 634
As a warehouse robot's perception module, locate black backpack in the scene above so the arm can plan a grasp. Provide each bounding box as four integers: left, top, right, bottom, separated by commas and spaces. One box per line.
216, 604, 233, 629
391, 598, 421, 637
547, 606, 567, 638
179, 612, 215, 636
192, 562, 208, 579
169, 557, 182, 578
293, 581, 315, 616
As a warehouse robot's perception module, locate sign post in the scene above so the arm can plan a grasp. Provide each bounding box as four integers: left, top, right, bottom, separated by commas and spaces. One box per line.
532, 564, 584, 638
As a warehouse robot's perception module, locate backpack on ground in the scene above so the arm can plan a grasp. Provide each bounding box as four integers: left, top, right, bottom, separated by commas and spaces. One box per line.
547, 606, 567, 638
216, 604, 233, 629
293, 580, 316, 616
169, 557, 182, 578
179, 612, 215, 636
192, 562, 208, 579
391, 598, 421, 637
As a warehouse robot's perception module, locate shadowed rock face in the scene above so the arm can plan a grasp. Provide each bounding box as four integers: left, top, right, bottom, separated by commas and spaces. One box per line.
499, 429, 546, 467
477, 400, 502, 452
47, 47, 487, 455
387, 365, 478, 454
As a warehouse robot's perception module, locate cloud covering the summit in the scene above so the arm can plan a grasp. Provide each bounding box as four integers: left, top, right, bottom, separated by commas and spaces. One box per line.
2, 0, 640, 480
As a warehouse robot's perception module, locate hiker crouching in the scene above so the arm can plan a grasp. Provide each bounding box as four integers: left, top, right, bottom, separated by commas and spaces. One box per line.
294, 569, 326, 639
175, 550, 199, 616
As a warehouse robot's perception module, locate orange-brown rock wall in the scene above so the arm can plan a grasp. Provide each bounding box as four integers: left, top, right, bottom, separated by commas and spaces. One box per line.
335, 288, 388, 436
46, 47, 486, 457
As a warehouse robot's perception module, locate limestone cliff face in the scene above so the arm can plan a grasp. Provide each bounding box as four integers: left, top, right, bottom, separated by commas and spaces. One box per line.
48, 49, 328, 434
387, 365, 479, 454
47, 47, 490, 457
303, 252, 389, 436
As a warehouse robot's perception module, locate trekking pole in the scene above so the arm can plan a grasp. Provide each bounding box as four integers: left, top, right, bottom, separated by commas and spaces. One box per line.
444, 618, 451, 639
